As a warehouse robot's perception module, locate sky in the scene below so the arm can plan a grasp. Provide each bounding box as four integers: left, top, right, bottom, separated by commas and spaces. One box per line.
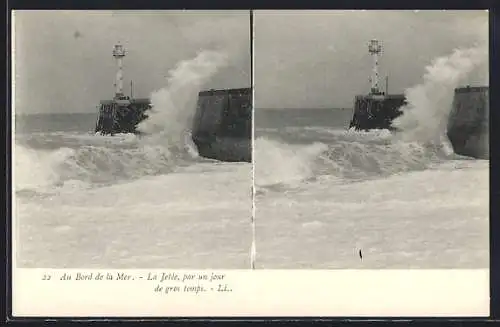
254, 10, 489, 109
13, 10, 251, 114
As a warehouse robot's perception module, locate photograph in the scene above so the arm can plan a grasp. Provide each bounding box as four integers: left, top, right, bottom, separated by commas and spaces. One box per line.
13, 10, 252, 269
253, 10, 489, 269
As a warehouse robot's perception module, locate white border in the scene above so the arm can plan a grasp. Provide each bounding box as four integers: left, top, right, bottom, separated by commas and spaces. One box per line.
12, 269, 489, 317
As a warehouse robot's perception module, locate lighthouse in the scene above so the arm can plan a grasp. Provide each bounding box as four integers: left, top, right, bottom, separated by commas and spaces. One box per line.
112, 42, 126, 98
368, 39, 382, 95
95, 42, 151, 135
349, 39, 406, 131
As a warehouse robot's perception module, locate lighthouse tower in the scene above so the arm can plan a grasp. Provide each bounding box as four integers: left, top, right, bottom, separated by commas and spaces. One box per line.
112, 42, 126, 98
368, 39, 383, 95
95, 43, 151, 136
349, 39, 406, 131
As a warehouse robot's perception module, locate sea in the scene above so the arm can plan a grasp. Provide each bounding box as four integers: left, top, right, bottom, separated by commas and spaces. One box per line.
14, 113, 252, 269
254, 108, 489, 269
13, 109, 489, 270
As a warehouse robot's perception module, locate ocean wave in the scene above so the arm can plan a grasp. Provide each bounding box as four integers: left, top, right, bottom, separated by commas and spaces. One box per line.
254, 137, 328, 189
13, 135, 200, 194
254, 130, 462, 191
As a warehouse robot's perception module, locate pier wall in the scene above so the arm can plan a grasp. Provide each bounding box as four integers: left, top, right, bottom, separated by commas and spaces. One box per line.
446, 86, 489, 159
95, 99, 151, 135
191, 87, 252, 162
349, 94, 406, 131
95, 101, 116, 135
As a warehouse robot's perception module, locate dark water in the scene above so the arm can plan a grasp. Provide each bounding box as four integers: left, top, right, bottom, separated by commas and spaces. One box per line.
16, 113, 97, 134
255, 108, 354, 145
255, 108, 353, 129
15, 113, 99, 151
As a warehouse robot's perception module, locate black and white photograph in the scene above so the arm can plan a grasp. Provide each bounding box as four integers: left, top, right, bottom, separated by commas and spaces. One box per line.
254, 10, 489, 269
13, 10, 252, 269
10, 8, 491, 318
